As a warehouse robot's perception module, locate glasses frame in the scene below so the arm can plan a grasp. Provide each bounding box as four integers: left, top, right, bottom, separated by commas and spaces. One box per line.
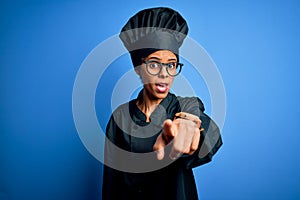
143, 60, 184, 77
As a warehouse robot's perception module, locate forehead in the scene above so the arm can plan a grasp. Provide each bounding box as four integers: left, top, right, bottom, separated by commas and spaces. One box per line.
145, 50, 177, 60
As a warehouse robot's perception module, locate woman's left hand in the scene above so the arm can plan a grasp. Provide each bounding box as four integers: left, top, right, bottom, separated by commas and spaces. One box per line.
153, 117, 201, 160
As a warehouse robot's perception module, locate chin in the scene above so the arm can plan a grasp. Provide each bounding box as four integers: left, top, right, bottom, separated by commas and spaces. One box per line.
154, 91, 169, 99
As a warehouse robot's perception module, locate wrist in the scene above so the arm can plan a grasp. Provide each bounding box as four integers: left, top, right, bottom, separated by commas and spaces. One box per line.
174, 112, 204, 132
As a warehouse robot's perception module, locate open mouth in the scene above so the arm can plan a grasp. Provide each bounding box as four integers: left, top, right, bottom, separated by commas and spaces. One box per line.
155, 83, 169, 93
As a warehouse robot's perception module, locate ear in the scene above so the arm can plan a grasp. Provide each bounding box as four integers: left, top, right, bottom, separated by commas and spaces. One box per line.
134, 66, 141, 76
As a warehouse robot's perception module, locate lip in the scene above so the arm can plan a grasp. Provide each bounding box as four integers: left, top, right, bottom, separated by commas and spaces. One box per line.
155, 83, 169, 87
155, 82, 169, 93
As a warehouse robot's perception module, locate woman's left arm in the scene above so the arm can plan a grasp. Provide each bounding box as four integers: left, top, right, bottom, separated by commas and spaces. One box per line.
153, 97, 223, 168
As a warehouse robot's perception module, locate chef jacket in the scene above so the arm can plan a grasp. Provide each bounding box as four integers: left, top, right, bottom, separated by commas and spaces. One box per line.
102, 91, 222, 200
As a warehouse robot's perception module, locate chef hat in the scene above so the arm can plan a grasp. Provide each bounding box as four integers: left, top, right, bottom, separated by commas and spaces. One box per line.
119, 7, 189, 67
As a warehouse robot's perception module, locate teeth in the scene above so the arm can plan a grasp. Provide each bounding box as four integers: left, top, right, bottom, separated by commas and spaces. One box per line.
157, 83, 167, 87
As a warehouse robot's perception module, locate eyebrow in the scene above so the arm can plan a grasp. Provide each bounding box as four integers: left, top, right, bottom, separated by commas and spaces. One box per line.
147, 56, 177, 62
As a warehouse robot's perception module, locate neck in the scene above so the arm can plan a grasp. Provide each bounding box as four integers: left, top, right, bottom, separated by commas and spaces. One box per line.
136, 90, 164, 122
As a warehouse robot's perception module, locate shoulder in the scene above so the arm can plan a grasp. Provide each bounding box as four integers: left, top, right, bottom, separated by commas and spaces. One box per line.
106, 100, 133, 135
111, 99, 134, 116
166, 92, 205, 116
108, 98, 139, 126
176, 95, 205, 113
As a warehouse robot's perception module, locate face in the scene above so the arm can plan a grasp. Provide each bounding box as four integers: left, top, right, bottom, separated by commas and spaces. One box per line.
135, 50, 177, 101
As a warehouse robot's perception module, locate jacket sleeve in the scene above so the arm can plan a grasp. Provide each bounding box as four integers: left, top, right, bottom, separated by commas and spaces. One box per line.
177, 97, 223, 169
102, 114, 126, 200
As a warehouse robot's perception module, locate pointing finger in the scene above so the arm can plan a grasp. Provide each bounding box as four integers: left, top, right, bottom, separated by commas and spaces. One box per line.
153, 134, 166, 160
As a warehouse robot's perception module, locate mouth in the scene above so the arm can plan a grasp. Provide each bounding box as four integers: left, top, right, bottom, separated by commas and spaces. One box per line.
155, 83, 169, 93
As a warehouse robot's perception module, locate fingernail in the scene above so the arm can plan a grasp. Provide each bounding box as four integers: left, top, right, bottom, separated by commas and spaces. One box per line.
169, 154, 176, 160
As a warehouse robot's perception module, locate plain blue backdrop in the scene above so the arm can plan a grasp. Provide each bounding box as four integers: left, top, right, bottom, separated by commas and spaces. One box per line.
1, 0, 300, 200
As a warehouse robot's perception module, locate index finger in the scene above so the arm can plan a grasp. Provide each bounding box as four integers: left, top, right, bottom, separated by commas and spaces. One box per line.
162, 119, 175, 142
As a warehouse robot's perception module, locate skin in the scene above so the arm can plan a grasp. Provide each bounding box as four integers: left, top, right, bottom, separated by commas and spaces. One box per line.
134, 50, 201, 160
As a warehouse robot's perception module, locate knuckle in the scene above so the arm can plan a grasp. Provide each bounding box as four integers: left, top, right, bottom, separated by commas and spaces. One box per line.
173, 146, 183, 153
184, 148, 191, 154
190, 145, 197, 152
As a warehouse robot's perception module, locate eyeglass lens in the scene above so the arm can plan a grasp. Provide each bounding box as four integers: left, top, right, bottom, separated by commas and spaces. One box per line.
146, 61, 182, 76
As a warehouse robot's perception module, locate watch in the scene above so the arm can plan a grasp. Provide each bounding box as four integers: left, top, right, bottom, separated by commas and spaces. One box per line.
174, 112, 204, 132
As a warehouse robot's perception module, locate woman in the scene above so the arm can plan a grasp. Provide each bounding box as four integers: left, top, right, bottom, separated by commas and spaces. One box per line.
102, 7, 222, 200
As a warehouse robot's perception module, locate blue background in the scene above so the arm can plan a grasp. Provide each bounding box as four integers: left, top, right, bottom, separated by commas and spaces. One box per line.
1, 0, 300, 200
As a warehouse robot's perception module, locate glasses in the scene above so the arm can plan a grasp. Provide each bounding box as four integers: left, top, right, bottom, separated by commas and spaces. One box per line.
144, 60, 183, 77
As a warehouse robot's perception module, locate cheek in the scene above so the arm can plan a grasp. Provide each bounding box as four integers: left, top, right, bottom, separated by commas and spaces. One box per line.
139, 72, 155, 84
170, 77, 174, 84
168, 77, 175, 87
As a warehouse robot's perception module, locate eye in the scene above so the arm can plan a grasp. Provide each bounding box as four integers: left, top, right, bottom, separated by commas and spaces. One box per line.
148, 61, 160, 69
167, 62, 177, 69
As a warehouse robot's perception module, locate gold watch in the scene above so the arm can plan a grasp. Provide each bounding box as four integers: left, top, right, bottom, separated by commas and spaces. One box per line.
174, 112, 204, 132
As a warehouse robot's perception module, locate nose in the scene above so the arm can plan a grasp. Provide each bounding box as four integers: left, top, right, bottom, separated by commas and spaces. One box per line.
158, 65, 169, 78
